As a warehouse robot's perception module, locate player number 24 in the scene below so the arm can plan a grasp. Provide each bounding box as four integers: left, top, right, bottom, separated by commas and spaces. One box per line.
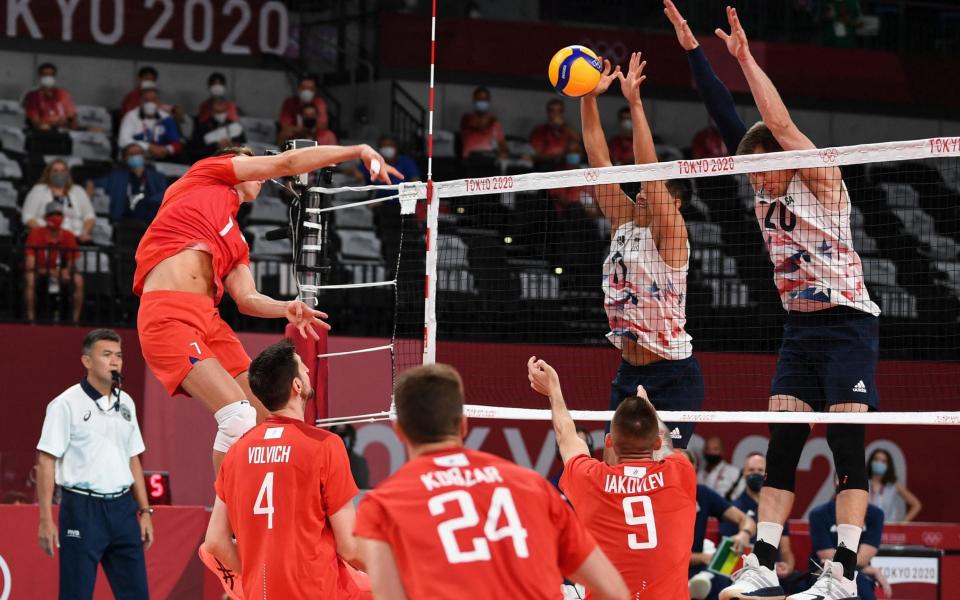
429, 487, 529, 564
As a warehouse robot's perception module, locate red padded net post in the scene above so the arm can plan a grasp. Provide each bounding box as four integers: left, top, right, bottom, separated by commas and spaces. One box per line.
285, 324, 329, 422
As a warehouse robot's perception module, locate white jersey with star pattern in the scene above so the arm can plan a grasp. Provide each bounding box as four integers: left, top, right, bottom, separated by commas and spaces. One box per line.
602, 221, 692, 360
754, 173, 880, 316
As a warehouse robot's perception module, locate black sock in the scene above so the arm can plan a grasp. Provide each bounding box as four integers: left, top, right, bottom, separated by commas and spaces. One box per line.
753, 539, 777, 570
834, 544, 857, 580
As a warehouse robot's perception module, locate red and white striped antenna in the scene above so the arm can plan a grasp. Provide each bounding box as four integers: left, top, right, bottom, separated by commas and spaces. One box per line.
422, 0, 439, 365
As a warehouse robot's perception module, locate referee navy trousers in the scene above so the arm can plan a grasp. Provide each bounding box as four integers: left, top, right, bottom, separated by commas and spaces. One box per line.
58, 490, 149, 600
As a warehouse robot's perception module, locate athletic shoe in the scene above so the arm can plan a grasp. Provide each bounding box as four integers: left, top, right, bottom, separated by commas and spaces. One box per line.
719, 553, 786, 600
689, 571, 714, 600
786, 560, 858, 600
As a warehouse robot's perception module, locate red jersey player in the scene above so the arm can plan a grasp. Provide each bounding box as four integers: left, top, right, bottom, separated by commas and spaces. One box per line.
354, 364, 629, 600
528, 356, 697, 599
134, 143, 401, 471
204, 339, 364, 599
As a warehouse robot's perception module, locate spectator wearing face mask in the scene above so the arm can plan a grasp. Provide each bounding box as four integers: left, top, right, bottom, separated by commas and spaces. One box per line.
23, 63, 77, 131
22, 160, 95, 242
548, 140, 597, 211
189, 97, 246, 160
121, 66, 159, 115
867, 448, 922, 523
459, 86, 508, 159
356, 135, 419, 185
278, 104, 337, 146
93, 144, 168, 224
329, 424, 370, 489
197, 72, 240, 123
24, 202, 83, 323
719, 453, 796, 580
607, 107, 634, 165
698, 435, 741, 499
118, 88, 183, 161
530, 98, 578, 165
277, 74, 330, 141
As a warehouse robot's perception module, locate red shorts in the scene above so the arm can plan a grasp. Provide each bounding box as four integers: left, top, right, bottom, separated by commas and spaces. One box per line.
138, 290, 251, 396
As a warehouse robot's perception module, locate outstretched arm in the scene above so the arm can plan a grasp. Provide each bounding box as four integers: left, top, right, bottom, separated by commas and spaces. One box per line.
618, 53, 688, 268
232, 144, 402, 184
580, 59, 635, 230
664, 0, 746, 152
527, 356, 590, 465
224, 264, 331, 339
717, 6, 844, 210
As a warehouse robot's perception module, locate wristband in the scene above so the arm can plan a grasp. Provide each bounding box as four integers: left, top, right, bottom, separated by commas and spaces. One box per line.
138, 507, 154, 516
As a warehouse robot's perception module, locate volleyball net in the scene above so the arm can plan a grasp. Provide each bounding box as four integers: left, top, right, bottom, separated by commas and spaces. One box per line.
315, 137, 960, 427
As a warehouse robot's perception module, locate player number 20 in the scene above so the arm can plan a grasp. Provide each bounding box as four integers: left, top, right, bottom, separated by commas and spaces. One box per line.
429, 487, 529, 564
622, 495, 658, 549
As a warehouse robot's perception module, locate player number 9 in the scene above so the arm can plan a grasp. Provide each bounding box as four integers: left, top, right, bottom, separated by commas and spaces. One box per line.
622, 495, 658, 550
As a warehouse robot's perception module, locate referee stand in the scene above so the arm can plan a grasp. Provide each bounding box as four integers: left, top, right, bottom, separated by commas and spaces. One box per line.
35, 329, 154, 600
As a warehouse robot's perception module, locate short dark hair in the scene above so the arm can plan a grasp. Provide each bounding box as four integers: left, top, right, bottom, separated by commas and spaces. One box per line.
736, 121, 783, 155
249, 340, 300, 411
610, 395, 660, 456
331, 424, 357, 449
547, 98, 563, 110
618, 106, 630, 118
208, 72, 226, 85
867, 448, 898, 485
38, 63, 57, 75
138, 66, 158, 79
473, 86, 490, 98
298, 73, 318, 85
214, 146, 254, 157
82, 329, 121, 354
394, 364, 464, 444
665, 179, 691, 205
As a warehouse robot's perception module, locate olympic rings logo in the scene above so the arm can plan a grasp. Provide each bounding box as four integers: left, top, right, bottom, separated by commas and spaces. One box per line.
921, 531, 944, 546
583, 169, 600, 183
578, 39, 629, 65
819, 148, 839, 164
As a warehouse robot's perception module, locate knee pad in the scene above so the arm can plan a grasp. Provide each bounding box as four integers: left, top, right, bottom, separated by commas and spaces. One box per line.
213, 400, 257, 453
764, 422, 810, 492
827, 424, 868, 492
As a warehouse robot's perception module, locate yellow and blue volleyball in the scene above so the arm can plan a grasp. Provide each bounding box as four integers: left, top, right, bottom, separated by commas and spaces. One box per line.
548, 45, 603, 97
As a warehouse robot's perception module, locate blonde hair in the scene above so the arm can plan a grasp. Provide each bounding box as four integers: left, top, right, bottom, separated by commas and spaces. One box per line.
38, 159, 73, 191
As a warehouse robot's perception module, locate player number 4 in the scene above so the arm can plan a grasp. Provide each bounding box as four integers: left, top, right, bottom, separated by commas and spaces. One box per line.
254, 471, 274, 529
429, 487, 529, 564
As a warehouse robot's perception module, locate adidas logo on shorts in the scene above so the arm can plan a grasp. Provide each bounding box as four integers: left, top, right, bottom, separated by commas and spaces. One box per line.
669, 427, 682, 439
852, 380, 867, 393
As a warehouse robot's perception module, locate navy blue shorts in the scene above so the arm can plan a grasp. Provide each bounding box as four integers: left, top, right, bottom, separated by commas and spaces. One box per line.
770, 307, 880, 410
609, 355, 704, 448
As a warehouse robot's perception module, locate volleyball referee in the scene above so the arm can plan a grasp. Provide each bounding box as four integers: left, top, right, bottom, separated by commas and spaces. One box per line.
36, 329, 153, 600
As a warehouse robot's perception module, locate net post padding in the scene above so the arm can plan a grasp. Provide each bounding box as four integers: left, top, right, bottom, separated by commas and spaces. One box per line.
406, 137, 960, 200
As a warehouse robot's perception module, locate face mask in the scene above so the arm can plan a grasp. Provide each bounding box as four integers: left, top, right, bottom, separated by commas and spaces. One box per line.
213, 112, 228, 124
46, 214, 64, 230
142, 102, 157, 117
126, 155, 145, 170
299, 89, 315, 103
703, 453, 722, 467
302, 117, 317, 129
620, 119, 633, 132
209, 83, 225, 97
565, 152, 581, 166
474, 100, 490, 113
39, 75, 56, 89
50, 173, 68, 188
140, 80, 157, 91
380, 146, 397, 161
745, 473, 765, 492
871, 461, 887, 477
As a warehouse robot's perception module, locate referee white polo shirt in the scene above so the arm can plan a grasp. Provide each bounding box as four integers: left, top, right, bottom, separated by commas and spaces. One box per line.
37, 378, 146, 495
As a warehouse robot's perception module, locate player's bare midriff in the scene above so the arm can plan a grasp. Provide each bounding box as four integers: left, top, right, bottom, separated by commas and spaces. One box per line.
142, 249, 216, 298
621, 338, 665, 366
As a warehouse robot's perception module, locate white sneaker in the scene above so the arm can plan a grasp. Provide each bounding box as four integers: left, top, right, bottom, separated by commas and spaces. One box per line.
719, 554, 785, 600
787, 561, 858, 600
689, 571, 714, 600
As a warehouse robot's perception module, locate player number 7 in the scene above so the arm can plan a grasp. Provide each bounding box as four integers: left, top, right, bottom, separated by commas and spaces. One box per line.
429, 487, 529, 564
